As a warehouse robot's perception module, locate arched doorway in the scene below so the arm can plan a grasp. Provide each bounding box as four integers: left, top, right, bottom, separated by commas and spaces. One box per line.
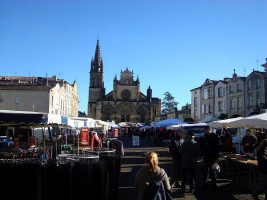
138, 105, 150, 123
102, 104, 115, 121
116, 102, 137, 122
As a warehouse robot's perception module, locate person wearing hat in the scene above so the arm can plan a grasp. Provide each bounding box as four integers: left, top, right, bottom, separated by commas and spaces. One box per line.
179, 131, 201, 193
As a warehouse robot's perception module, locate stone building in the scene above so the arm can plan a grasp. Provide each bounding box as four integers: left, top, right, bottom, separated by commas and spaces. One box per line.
88, 40, 161, 123
215, 79, 229, 119
200, 79, 218, 120
245, 70, 266, 116
190, 87, 201, 121
0, 76, 78, 117
191, 58, 267, 121
261, 58, 267, 106
226, 70, 246, 118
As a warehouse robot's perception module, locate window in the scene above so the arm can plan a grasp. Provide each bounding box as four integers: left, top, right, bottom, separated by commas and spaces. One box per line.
248, 80, 252, 90
205, 104, 210, 114
248, 94, 253, 106
201, 105, 205, 114
205, 105, 208, 114
229, 85, 234, 93
256, 92, 261, 104
237, 83, 242, 92
256, 78, 261, 89
208, 88, 212, 98
218, 87, 223, 97
204, 88, 208, 99
15, 97, 20, 104
237, 97, 241, 108
208, 104, 211, 113
194, 110, 198, 117
230, 98, 234, 109
218, 101, 223, 112
194, 97, 197, 105
51, 96, 54, 106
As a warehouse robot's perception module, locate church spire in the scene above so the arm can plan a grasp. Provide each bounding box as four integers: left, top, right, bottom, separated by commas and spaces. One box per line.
94, 39, 101, 67
90, 39, 103, 73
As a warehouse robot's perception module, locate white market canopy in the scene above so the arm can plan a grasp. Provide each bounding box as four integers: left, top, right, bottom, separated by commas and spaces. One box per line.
208, 117, 243, 128
152, 118, 185, 128
228, 113, 267, 129
167, 123, 207, 130
200, 115, 219, 123
108, 121, 121, 129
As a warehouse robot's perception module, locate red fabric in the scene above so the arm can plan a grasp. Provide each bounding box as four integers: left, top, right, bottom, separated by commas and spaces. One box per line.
91, 134, 103, 149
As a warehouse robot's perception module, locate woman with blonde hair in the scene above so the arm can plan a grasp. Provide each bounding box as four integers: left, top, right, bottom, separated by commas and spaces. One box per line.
135, 152, 170, 200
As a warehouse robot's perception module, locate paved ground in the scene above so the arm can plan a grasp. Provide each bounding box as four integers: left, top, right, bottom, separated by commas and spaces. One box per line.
118, 136, 265, 200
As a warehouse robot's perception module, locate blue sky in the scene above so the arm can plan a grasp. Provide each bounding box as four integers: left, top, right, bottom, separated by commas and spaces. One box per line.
0, 0, 266, 114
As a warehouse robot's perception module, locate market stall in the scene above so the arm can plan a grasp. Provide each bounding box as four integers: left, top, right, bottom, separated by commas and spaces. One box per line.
0, 111, 121, 200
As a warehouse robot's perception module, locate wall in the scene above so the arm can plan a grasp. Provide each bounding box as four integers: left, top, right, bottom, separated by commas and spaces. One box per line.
0, 89, 49, 112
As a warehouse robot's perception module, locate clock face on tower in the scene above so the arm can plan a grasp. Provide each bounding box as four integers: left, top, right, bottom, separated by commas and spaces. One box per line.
121, 89, 131, 100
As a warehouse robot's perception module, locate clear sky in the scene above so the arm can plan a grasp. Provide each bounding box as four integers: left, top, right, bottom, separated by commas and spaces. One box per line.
0, 0, 266, 114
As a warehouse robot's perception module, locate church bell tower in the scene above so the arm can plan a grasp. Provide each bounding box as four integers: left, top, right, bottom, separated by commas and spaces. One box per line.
88, 39, 105, 119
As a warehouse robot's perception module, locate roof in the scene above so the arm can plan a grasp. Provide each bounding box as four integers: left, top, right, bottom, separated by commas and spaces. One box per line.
0, 76, 73, 87
190, 86, 201, 92
0, 85, 54, 90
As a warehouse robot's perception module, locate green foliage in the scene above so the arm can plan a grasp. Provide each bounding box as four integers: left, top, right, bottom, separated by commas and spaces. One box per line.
162, 92, 178, 114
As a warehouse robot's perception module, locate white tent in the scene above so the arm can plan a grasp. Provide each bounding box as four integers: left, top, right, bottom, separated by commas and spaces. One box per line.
152, 118, 185, 128
108, 121, 120, 129
229, 113, 267, 128
200, 116, 219, 123
208, 117, 243, 128
167, 123, 207, 130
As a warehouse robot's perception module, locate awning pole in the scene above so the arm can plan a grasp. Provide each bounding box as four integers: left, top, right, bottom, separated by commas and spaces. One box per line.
43, 127, 46, 162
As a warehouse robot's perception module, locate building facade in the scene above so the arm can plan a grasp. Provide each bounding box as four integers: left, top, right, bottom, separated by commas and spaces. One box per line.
226, 71, 246, 118
88, 40, 161, 123
215, 80, 229, 119
190, 87, 201, 121
0, 76, 78, 117
245, 70, 266, 116
191, 58, 267, 120
200, 79, 218, 120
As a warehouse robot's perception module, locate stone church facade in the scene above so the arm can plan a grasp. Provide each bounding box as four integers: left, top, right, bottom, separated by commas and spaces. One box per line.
88, 40, 161, 123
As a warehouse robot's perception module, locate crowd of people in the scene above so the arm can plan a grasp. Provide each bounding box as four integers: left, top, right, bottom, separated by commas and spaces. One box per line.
134, 126, 267, 200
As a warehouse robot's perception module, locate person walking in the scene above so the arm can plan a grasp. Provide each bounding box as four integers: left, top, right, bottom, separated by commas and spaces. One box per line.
199, 126, 220, 190
169, 129, 185, 188
179, 131, 201, 193
135, 152, 171, 200
252, 139, 267, 200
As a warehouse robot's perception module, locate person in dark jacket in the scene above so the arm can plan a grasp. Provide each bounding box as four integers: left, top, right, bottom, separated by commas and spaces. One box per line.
169, 129, 185, 188
220, 129, 233, 152
199, 126, 220, 190
241, 129, 256, 154
179, 131, 201, 193
254, 131, 266, 151
252, 139, 267, 200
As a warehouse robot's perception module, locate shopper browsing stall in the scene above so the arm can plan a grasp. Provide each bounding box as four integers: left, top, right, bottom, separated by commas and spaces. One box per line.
241, 129, 256, 154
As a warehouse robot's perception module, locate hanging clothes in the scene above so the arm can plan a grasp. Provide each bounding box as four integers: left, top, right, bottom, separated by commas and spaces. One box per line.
91, 132, 103, 149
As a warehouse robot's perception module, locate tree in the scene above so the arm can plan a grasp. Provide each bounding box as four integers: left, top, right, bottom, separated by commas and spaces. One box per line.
162, 92, 178, 114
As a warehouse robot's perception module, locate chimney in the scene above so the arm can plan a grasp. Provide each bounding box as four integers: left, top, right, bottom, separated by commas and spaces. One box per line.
52, 76, 57, 81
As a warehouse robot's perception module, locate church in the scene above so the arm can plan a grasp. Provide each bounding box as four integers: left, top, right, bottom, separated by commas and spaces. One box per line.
88, 40, 161, 123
